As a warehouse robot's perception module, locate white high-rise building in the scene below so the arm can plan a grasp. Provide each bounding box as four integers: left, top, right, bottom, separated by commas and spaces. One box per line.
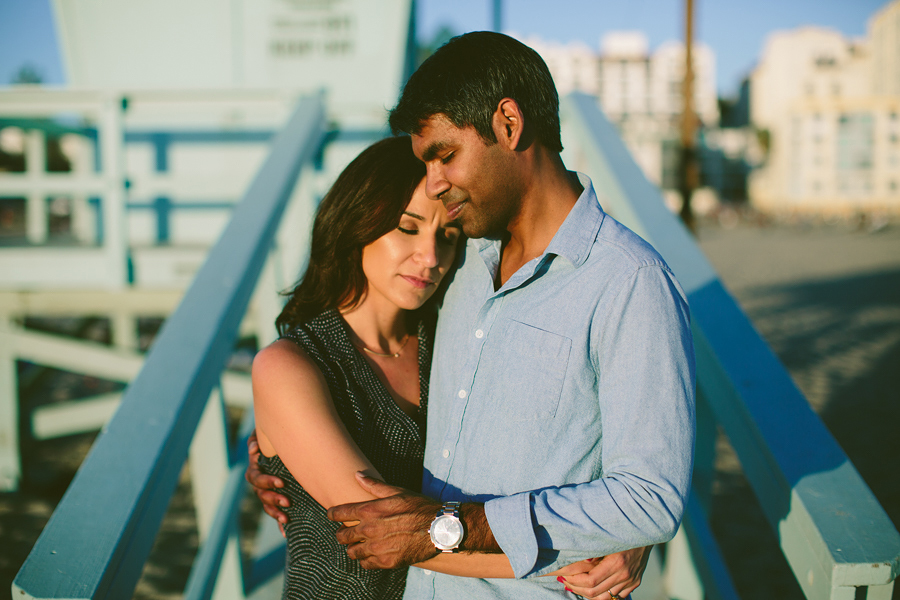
597, 32, 651, 118
749, 3, 900, 217
871, 0, 900, 96
520, 36, 600, 97
650, 41, 718, 126
519, 32, 720, 194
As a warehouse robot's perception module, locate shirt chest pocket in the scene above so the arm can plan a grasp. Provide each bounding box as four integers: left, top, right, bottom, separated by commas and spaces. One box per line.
484, 320, 572, 421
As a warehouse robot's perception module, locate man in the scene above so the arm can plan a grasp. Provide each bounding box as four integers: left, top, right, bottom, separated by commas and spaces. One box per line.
249, 32, 694, 599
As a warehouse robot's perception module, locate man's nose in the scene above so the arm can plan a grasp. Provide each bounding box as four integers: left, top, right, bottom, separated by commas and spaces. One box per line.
425, 164, 450, 201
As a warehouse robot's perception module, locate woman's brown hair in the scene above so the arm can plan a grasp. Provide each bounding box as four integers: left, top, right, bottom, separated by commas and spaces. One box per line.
276, 136, 427, 335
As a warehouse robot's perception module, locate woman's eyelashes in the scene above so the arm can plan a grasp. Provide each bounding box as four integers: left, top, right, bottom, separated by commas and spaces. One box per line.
397, 224, 458, 246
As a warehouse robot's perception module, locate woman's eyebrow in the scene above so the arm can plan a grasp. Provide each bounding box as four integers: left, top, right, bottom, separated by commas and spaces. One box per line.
402, 211, 425, 221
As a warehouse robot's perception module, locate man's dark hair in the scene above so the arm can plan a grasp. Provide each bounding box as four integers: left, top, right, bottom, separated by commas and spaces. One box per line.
389, 31, 562, 153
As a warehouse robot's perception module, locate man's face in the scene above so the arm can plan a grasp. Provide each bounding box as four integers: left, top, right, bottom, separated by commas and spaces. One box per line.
411, 114, 523, 239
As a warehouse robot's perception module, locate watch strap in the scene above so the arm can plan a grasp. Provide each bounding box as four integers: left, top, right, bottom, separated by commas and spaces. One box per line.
437, 501, 461, 518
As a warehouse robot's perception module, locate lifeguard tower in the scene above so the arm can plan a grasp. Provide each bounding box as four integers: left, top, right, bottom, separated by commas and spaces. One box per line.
4, 1, 899, 599
1, 0, 413, 483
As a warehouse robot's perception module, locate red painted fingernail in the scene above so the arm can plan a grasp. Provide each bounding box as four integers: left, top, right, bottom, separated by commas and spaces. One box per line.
565, 587, 573, 593
557, 576, 565, 583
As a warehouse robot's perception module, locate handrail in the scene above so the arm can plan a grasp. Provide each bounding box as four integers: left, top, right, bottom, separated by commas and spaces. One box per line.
561, 92, 900, 599
12, 93, 326, 600
0, 88, 297, 290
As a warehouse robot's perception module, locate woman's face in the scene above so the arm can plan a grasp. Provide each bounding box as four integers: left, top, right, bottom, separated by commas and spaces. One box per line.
361, 178, 461, 312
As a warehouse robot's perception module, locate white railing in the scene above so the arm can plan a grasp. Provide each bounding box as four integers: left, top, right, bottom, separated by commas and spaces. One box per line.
0, 87, 308, 491
0, 89, 128, 287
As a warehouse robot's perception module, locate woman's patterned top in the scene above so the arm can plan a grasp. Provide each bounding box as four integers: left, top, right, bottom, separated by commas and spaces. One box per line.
257, 309, 432, 600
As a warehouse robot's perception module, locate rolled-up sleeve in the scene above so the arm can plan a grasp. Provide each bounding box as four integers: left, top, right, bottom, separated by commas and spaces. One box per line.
485, 265, 696, 578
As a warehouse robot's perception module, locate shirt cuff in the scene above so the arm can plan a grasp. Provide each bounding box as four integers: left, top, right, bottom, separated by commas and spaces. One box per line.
483, 492, 537, 579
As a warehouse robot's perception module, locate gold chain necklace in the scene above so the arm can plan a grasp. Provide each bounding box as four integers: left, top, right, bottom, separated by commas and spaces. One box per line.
356, 334, 411, 358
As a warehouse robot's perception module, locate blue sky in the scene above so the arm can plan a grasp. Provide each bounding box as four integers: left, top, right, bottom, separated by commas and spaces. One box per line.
0, 0, 892, 97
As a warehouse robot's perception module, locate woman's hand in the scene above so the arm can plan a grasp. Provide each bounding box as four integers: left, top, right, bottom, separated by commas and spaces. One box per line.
554, 546, 652, 599
245, 431, 290, 534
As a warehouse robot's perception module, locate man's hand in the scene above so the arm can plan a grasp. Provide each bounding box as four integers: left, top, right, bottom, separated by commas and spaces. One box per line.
245, 431, 290, 534
555, 546, 652, 599
326, 473, 441, 569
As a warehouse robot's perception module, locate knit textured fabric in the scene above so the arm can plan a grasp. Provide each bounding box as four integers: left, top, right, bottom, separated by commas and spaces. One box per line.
258, 309, 431, 600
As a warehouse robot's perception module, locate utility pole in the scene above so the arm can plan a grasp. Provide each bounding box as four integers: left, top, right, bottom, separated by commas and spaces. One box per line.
492, 0, 503, 32
679, 0, 699, 233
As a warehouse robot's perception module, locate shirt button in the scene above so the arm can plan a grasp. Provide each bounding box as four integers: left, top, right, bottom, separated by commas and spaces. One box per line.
442, 449, 450, 458
458, 389, 467, 399
423, 569, 433, 576
475, 329, 484, 338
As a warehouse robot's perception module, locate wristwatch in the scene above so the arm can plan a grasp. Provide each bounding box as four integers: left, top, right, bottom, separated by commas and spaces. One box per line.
429, 501, 465, 553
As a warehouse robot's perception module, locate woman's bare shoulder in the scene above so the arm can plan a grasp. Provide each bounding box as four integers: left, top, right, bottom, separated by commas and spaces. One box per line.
252, 338, 325, 391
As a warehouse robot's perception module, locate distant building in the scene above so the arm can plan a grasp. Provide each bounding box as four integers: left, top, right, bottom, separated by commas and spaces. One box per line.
521, 32, 723, 206
871, 0, 900, 96
749, 1, 900, 217
529, 38, 601, 97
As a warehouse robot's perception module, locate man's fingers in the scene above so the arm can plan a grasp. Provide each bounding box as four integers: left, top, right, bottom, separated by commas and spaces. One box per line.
255, 486, 289, 506
334, 523, 366, 546
248, 471, 285, 489
326, 500, 369, 524
344, 538, 406, 570
354, 472, 405, 498
262, 502, 288, 524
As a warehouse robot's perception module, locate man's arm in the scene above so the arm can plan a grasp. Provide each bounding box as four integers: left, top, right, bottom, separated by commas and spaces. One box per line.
327, 473, 652, 598
325, 472, 498, 569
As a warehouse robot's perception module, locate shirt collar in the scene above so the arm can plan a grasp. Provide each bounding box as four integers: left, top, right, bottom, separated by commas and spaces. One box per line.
473, 171, 604, 270
544, 172, 604, 267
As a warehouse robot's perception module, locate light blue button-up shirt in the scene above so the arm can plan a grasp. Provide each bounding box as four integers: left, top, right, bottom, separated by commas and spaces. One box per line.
404, 174, 695, 599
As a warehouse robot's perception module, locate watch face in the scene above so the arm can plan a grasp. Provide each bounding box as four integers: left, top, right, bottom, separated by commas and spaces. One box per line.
431, 515, 464, 548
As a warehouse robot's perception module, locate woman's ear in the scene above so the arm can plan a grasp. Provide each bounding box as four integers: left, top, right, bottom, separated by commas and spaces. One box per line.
492, 98, 525, 150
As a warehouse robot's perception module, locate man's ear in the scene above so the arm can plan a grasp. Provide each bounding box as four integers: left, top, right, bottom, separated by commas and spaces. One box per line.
492, 98, 525, 151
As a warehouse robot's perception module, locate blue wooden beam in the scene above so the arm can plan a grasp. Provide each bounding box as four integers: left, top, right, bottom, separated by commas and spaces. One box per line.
12, 93, 325, 600
682, 491, 741, 600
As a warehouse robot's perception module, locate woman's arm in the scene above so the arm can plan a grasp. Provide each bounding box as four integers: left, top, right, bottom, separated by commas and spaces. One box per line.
253, 340, 381, 508
252, 340, 519, 578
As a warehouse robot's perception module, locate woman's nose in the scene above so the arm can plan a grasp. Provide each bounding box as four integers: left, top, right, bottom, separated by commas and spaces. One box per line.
415, 234, 439, 268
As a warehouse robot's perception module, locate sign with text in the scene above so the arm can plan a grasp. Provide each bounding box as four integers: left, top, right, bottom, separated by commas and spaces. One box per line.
52, 0, 413, 115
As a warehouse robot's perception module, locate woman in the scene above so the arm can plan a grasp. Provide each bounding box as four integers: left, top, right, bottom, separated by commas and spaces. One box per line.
251, 136, 639, 599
